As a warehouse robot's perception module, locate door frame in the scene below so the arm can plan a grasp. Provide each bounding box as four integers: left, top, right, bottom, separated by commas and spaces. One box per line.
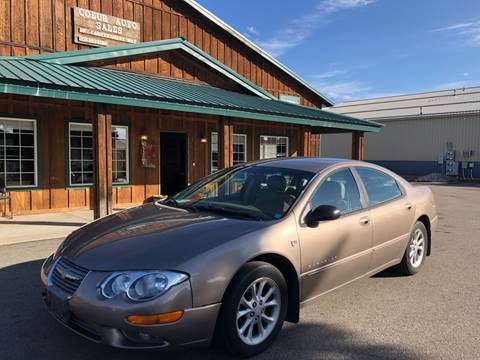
159, 131, 188, 196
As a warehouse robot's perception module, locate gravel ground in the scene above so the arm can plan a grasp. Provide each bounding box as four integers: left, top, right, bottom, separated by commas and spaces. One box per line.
0, 185, 479, 360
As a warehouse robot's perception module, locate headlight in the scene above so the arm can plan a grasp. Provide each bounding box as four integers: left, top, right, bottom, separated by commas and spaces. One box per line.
100, 271, 188, 301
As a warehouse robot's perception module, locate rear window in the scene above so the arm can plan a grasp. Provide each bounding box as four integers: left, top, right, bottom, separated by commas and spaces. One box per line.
356, 168, 402, 206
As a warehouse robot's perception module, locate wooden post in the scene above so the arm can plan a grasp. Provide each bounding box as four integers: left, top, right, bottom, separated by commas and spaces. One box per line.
93, 104, 113, 219
302, 127, 311, 157
219, 118, 233, 169
351, 131, 365, 160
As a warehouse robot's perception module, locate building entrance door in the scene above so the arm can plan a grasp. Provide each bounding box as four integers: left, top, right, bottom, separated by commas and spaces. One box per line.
160, 132, 187, 196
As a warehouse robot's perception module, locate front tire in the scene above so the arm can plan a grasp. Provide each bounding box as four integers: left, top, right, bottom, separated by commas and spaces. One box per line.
399, 221, 428, 275
218, 261, 288, 357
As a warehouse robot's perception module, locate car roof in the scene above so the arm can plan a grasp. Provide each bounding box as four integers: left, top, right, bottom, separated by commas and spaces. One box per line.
247, 157, 365, 173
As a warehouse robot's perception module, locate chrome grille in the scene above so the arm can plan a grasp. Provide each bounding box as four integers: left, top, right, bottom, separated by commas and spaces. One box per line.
51, 257, 89, 295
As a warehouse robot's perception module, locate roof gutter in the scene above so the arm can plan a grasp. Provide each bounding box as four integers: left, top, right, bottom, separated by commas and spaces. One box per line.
0, 82, 379, 132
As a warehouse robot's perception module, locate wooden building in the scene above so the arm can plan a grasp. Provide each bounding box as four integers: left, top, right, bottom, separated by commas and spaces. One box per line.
0, 0, 381, 217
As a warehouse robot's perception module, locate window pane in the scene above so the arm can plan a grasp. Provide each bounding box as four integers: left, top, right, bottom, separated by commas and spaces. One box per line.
210, 132, 219, 173
82, 148, 93, 160
6, 160, 20, 172
310, 169, 362, 214
70, 149, 82, 160
70, 136, 82, 148
5, 133, 20, 146
71, 172, 82, 184
21, 173, 35, 186
113, 172, 128, 184
21, 134, 34, 146
21, 147, 34, 159
21, 160, 34, 172
356, 168, 402, 205
6, 147, 19, 159
6, 173, 20, 186
82, 161, 93, 172
82, 172, 93, 184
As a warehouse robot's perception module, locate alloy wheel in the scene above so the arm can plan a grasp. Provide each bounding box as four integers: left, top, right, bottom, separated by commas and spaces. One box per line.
236, 277, 281, 346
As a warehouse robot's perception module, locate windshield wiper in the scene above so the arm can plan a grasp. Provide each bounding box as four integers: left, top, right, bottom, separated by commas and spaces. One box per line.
192, 204, 265, 221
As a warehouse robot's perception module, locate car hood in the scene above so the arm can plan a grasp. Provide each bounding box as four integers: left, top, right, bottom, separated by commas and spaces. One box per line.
56, 203, 267, 271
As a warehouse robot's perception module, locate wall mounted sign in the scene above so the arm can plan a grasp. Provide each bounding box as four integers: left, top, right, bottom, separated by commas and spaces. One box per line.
73, 7, 141, 47
140, 140, 157, 168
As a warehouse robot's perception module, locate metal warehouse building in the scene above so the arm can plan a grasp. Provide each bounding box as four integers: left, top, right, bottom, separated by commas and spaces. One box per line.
323, 87, 480, 178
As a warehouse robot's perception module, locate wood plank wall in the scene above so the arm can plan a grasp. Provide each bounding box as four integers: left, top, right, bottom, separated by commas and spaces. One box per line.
95, 51, 249, 93
0, 94, 307, 214
0, 0, 326, 108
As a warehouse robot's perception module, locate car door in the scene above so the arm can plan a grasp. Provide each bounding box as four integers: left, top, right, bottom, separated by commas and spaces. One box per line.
354, 167, 415, 271
297, 167, 373, 302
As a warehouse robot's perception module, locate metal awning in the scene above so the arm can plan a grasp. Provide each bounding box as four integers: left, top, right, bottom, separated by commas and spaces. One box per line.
0, 58, 382, 133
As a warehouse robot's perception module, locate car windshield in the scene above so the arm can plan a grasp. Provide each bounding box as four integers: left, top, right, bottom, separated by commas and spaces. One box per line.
167, 166, 315, 221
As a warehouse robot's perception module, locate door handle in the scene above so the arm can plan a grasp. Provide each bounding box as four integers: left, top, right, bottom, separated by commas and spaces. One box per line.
359, 217, 370, 225
405, 203, 413, 210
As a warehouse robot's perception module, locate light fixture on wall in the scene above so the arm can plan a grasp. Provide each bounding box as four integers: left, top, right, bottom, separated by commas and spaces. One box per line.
200, 136, 208, 144
140, 134, 148, 141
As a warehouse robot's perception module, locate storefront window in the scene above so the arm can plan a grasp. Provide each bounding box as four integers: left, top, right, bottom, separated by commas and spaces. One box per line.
233, 134, 247, 165
0, 118, 37, 188
211, 132, 219, 173
210, 132, 247, 173
259, 136, 289, 159
112, 126, 129, 184
68, 123, 129, 186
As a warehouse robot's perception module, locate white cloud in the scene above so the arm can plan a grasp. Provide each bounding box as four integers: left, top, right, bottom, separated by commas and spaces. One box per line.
463, 72, 469, 77
244, 26, 260, 37
257, 0, 375, 57
312, 69, 349, 79
432, 20, 480, 47
310, 67, 397, 102
433, 79, 480, 91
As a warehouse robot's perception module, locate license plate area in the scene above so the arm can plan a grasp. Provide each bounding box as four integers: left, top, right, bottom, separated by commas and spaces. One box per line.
45, 288, 70, 322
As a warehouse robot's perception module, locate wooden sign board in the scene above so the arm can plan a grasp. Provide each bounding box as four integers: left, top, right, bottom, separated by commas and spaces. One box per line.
73, 7, 141, 47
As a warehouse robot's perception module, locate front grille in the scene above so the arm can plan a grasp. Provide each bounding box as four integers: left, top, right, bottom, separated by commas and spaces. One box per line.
51, 257, 89, 295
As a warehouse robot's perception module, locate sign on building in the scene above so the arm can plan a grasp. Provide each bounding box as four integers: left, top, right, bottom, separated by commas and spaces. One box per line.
73, 7, 141, 47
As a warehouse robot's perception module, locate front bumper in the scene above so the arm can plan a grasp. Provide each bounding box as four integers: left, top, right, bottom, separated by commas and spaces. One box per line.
41, 258, 221, 349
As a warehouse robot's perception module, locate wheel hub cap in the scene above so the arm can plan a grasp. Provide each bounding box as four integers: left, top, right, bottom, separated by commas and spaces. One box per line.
409, 228, 425, 268
236, 277, 281, 346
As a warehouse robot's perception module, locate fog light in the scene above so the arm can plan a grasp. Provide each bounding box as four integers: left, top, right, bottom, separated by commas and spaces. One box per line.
127, 310, 184, 325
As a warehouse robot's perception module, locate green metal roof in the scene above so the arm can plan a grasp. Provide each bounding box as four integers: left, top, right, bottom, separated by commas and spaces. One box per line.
25, 38, 274, 100
0, 58, 382, 132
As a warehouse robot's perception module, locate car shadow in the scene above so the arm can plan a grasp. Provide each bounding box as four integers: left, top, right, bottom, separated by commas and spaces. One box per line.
0, 259, 423, 360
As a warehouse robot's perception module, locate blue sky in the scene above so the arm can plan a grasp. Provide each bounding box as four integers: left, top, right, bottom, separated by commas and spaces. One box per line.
197, 0, 480, 104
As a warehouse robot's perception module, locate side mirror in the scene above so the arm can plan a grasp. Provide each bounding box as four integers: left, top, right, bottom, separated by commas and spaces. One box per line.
305, 205, 341, 227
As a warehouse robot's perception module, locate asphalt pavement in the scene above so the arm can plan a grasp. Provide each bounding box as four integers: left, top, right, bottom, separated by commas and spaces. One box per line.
0, 185, 479, 359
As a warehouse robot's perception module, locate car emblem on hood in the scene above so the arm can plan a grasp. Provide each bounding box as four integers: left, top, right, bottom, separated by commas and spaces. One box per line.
56, 266, 81, 281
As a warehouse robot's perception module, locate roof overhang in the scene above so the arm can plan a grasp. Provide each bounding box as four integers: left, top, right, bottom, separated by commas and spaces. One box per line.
25, 38, 275, 100
0, 58, 382, 133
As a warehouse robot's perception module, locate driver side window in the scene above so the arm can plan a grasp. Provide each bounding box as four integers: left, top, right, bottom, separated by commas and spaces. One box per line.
310, 168, 362, 215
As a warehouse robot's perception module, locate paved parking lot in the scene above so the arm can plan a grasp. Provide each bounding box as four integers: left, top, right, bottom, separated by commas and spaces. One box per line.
0, 185, 479, 359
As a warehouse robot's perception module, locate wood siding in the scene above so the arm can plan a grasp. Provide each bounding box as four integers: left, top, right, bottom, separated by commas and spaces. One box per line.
0, 0, 326, 108
0, 94, 310, 214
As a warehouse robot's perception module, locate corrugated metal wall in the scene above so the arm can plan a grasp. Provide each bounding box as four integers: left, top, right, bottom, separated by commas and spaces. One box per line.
321, 113, 480, 162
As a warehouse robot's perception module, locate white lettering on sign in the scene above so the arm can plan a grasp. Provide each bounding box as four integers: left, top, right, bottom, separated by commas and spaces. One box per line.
73, 7, 140, 47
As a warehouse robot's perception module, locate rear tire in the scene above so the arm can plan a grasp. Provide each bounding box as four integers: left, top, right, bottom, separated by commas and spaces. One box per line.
399, 221, 428, 275
218, 261, 288, 357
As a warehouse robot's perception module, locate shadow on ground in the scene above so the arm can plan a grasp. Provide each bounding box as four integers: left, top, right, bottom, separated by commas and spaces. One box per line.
0, 259, 425, 360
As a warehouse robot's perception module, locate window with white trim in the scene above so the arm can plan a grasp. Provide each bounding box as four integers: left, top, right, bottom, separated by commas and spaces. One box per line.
233, 134, 247, 165
0, 118, 37, 188
259, 136, 289, 159
210, 132, 247, 173
68, 123, 129, 186
112, 126, 129, 184
210, 132, 219, 173
69, 123, 94, 186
